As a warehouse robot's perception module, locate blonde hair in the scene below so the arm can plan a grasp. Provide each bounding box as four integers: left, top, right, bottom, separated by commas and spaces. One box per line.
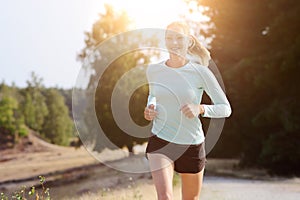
166, 22, 211, 66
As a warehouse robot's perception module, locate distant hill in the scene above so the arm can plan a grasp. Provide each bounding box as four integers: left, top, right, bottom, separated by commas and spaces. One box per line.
0, 129, 70, 155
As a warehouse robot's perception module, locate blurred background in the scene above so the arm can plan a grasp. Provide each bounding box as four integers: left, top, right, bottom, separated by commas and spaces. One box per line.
0, 0, 299, 199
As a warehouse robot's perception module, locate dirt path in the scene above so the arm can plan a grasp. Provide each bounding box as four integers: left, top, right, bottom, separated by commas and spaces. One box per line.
1, 133, 299, 200
58, 160, 300, 200
0, 146, 98, 183
67, 178, 300, 200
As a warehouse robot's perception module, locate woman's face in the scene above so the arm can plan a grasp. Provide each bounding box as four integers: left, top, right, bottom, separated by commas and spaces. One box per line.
165, 26, 190, 58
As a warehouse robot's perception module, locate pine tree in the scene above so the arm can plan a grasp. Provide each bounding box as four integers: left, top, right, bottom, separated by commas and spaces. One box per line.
42, 88, 73, 146
22, 72, 48, 132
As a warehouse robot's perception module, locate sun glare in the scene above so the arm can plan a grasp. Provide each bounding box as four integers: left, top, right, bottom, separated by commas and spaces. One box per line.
102, 0, 189, 29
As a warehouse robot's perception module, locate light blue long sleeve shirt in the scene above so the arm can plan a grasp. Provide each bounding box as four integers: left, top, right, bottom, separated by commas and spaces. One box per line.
146, 60, 231, 145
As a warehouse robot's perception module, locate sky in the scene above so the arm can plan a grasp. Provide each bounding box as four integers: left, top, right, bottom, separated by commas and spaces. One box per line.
0, 0, 201, 89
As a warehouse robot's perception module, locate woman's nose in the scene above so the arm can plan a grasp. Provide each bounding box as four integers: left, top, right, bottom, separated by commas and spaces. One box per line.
171, 39, 178, 45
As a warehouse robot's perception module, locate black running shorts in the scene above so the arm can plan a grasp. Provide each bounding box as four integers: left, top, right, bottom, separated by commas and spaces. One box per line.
146, 134, 206, 174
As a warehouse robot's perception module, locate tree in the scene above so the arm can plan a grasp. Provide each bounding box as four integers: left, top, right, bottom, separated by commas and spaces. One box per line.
77, 5, 156, 152
21, 72, 48, 132
57, 88, 73, 118
191, 0, 300, 174
42, 88, 74, 146
0, 83, 27, 146
0, 97, 19, 133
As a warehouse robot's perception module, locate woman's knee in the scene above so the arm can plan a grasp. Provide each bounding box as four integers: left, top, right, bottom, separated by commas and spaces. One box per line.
157, 191, 173, 200
182, 193, 200, 200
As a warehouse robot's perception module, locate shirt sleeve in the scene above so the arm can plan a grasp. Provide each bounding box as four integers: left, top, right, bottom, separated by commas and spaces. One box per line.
147, 94, 156, 108
146, 65, 156, 108
197, 66, 232, 118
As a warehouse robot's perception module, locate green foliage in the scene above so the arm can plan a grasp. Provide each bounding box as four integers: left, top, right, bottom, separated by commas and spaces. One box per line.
194, 0, 300, 174
18, 72, 74, 146
57, 88, 73, 118
22, 72, 48, 132
259, 131, 300, 176
78, 5, 156, 152
0, 97, 18, 133
0, 76, 74, 147
41, 88, 74, 146
0, 176, 51, 200
0, 83, 27, 140
77, 4, 132, 63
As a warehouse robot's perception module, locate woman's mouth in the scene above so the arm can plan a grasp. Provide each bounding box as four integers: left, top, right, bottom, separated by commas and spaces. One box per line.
171, 47, 180, 51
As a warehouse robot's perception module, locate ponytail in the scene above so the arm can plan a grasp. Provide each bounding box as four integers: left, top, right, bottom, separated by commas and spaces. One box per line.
166, 21, 211, 66
188, 35, 211, 67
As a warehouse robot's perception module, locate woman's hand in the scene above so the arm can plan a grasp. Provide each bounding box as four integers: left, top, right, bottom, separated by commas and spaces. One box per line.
144, 104, 158, 121
180, 104, 205, 119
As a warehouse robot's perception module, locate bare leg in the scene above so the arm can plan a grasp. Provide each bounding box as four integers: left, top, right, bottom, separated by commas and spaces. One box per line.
148, 153, 174, 200
180, 168, 204, 200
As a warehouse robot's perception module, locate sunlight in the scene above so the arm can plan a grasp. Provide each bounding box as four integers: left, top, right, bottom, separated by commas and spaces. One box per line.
102, 0, 189, 28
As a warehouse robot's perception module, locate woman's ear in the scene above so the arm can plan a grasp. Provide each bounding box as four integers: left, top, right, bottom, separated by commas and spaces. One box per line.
189, 36, 195, 49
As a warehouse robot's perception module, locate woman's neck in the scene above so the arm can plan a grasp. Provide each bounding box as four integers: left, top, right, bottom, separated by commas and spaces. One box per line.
166, 56, 188, 68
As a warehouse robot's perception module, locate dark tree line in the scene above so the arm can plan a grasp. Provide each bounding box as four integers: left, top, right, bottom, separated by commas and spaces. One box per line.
192, 0, 300, 175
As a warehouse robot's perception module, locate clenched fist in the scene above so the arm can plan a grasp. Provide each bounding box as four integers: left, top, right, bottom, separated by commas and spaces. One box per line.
180, 104, 205, 119
144, 104, 158, 121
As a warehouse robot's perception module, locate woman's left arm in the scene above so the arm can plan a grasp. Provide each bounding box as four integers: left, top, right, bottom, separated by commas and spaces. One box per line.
199, 67, 232, 118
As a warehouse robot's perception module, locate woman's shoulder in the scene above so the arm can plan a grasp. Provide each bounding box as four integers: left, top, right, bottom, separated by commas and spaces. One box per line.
189, 61, 210, 72
146, 61, 164, 79
148, 61, 164, 67
188, 61, 216, 80
147, 61, 165, 72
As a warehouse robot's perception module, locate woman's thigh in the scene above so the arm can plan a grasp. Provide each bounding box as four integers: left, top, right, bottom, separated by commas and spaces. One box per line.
147, 153, 174, 199
180, 168, 205, 200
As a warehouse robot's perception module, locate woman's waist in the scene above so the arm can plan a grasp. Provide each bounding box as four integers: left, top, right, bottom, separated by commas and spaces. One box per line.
150, 133, 204, 147
154, 115, 201, 127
